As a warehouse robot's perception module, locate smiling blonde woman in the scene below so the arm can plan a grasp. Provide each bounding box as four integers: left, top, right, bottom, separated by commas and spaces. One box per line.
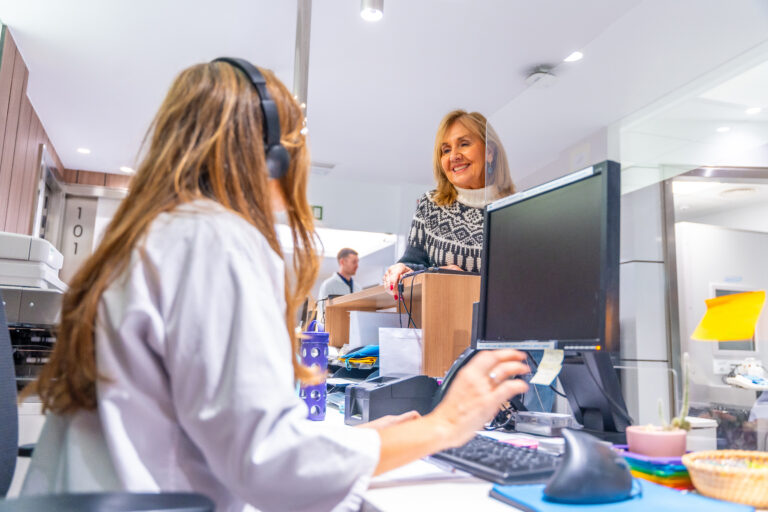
383, 110, 515, 292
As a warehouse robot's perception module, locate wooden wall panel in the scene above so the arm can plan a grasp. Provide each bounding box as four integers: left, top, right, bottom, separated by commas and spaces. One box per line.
105, 173, 132, 189
0, 30, 17, 160
4, 84, 32, 232
75, 170, 107, 186
15, 113, 43, 233
0, 28, 66, 233
0, 44, 29, 230
62, 169, 78, 183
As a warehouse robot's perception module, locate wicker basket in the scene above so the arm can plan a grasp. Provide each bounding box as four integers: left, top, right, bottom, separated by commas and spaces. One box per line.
682, 450, 768, 508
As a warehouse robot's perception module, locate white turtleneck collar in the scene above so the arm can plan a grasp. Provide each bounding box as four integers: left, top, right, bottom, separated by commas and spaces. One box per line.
454, 185, 498, 209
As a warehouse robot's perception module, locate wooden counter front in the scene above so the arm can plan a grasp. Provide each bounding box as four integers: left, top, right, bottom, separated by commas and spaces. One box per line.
325, 272, 481, 377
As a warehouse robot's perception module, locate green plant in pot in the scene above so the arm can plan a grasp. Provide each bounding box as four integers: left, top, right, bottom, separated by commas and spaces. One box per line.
625, 353, 691, 457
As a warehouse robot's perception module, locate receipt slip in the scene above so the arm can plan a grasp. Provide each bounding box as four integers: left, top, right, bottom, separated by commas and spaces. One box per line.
529, 349, 564, 386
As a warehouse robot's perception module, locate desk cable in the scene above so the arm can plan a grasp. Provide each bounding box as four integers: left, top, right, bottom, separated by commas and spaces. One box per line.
397, 274, 419, 329
583, 357, 635, 425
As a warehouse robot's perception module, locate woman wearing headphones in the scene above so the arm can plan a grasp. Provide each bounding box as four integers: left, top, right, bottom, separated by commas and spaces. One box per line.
21, 60, 530, 511
382, 110, 515, 293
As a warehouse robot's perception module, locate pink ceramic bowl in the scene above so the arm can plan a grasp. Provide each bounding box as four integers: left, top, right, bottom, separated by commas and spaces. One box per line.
625, 426, 687, 457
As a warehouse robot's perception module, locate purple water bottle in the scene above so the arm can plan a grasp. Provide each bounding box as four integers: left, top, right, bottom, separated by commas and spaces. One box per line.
299, 322, 329, 421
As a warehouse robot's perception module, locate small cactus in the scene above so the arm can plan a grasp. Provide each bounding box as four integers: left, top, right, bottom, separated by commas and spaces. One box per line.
659, 352, 691, 431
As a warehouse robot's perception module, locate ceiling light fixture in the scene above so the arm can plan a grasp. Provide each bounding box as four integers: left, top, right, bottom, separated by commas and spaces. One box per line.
119, 166, 135, 174
77, 147, 91, 154
746, 107, 762, 115
720, 187, 757, 198
360, 0, 383, 22
716, 126, 731, 133
563, 51, 583, 63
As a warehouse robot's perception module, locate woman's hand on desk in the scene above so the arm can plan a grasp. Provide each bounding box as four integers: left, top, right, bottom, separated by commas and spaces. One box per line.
372, 349, 529, 475
429, 349, 529, 448
357, 411, 421, 430
382, 263, 412, 298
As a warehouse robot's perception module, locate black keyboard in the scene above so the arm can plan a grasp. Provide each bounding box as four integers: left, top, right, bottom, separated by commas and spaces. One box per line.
430, 434, 561, 485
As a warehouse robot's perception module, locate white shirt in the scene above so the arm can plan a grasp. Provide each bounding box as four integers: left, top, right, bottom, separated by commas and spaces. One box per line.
318, 273, 361, 300
454, 185, 502, 209
316, 273, 361, 325
22, 200, 380, 512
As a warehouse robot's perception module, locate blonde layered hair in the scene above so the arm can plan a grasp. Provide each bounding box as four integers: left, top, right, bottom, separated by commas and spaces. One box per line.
27, 61, 319, 414
432, 110, 516, 206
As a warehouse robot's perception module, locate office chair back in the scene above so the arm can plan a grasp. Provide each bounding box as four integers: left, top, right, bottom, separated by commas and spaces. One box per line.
0, 292, 18, 497
0, 492, 215, 511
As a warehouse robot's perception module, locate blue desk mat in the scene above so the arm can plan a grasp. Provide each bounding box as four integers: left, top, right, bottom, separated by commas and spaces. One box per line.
489, 481, 754, 512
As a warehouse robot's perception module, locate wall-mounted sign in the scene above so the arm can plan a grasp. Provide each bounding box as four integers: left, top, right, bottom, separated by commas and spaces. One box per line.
59, 197, 97, 283
312, 205, 323, 221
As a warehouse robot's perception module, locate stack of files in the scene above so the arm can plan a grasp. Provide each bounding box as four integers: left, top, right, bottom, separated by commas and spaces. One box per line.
614, 446, 693, 490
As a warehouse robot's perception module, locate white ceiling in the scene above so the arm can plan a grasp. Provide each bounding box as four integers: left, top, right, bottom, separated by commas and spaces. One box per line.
2, 0, 768, 186
673, 178, 768, 224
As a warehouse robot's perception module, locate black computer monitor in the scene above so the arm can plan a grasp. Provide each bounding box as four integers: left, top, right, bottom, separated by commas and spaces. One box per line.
476, 160, 620, 352
474, 160, 630, 442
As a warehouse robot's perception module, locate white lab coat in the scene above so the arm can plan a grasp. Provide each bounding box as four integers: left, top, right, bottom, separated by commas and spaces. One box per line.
22, 200, 380, 512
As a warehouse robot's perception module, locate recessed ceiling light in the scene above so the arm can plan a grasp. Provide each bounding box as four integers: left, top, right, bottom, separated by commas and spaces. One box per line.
563, 51, 583, 63
745, 107, 762, 115
360, 0, 383, 21
77, 147, 91, 154
716, 126, 731, 133
119, 166, 135, 174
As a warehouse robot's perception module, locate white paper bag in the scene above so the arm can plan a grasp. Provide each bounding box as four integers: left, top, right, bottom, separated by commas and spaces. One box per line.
379, 327, 423, 376
348, 311, 407, 348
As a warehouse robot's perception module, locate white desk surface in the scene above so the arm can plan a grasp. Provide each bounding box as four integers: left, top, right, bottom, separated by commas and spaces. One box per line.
324, 408, 537, 511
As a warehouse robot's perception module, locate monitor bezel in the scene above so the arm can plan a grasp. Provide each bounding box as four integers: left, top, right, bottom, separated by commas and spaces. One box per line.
475, 160, 621, 353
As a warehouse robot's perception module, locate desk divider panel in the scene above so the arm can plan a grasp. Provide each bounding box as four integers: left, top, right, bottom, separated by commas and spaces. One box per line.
325, 273, 480, 377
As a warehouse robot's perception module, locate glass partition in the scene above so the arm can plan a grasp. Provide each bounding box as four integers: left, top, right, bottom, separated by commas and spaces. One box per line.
483, 120, 516, 205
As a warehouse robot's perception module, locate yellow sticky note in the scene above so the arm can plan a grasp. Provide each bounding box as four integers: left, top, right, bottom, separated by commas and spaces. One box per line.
529, 349, 564, 386
691, 290, 766, 341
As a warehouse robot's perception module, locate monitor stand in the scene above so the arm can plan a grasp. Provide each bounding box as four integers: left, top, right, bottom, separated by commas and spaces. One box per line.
558, 351, 631, 444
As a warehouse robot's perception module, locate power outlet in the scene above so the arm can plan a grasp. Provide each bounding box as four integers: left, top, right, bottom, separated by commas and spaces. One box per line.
712, 359, 737, 375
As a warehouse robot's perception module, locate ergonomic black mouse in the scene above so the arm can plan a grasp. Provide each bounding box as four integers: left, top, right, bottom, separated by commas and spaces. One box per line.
543, 429, 633, 504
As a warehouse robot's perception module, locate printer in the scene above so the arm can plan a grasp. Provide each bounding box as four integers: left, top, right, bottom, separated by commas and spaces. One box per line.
0, 231, 65, 326
344, 374, 438, 425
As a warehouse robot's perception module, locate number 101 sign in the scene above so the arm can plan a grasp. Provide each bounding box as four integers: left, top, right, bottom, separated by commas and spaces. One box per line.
59, 197, 97, 283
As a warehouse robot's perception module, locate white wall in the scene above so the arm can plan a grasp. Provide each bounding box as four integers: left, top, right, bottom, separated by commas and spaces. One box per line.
675, 222, 768, 407
619, 183, 674, 425
307, 174, 430, 295
307, 174, 428, 237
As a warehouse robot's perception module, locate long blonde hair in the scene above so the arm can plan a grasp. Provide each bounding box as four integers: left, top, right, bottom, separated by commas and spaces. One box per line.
26, 61, 319, 413
432, 110, 515, 206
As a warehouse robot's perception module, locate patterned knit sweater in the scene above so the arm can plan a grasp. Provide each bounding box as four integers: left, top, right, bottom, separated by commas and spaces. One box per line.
399, 189, 487, 272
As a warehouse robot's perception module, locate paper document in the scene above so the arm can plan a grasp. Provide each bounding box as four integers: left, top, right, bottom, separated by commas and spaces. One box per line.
529, 349, 564, 386
691, 290, 765, 341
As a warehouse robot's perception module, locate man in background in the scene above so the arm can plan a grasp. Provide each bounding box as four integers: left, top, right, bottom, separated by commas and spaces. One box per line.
319, 248, 361, 300
315, 248, 361, 327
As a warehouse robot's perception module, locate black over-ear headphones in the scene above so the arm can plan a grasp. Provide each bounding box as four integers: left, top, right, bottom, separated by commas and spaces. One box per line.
212, 57, 291, 179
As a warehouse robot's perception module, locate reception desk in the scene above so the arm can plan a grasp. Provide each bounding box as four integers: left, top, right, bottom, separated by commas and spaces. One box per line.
325, 272, 481, 377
